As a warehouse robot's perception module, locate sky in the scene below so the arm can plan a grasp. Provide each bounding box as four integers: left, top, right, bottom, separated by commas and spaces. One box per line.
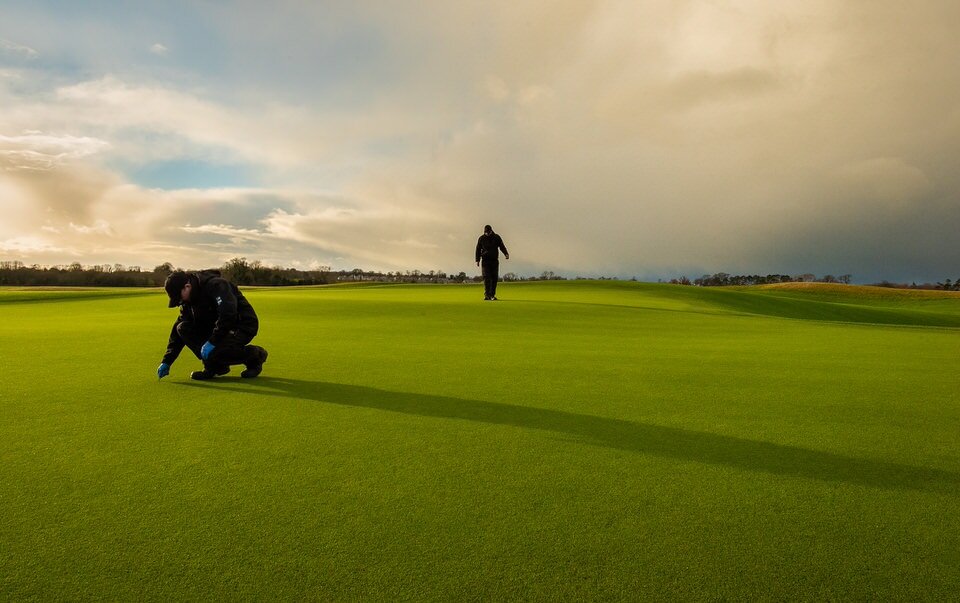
2, 0, 959, 282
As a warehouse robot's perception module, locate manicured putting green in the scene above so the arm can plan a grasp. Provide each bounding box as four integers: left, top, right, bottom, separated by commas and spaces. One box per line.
1, 281, 958, 599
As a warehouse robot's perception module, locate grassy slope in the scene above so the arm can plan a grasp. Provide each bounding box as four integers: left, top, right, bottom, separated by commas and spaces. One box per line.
1, 282, 958, 600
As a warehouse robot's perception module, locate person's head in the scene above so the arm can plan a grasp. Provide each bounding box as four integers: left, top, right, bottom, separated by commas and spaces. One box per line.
484, 224, 494, 235
164, 271, 193, 308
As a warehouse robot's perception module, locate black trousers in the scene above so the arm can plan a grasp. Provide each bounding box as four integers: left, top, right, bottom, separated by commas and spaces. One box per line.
482, 260, 499, 298
176, 322, 262, 371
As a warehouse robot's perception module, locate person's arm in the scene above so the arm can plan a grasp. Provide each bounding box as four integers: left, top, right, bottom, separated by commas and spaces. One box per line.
208, 278, 240, 345
161, 313, 186, 366
475, 237, 483, 266
498, 235, 509, 260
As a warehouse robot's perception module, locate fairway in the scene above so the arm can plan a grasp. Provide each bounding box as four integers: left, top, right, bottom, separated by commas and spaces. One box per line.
1, 281, 959, 600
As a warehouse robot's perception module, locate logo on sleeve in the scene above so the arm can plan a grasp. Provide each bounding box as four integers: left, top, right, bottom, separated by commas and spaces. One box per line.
216, 296, 223, 306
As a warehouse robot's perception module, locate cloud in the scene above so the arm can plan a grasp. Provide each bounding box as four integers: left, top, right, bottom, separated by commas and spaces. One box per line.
181, 224, 263, 240
53, 77, 273, 163
483, 76, 510, 103
44, 75, 435, 173
835, 158, 934, 208
0, 236, 62, 254
258, 206, 456, 270
0, 132, 110, 170
0, 38, 38, 59
149, 43, 168, 56
0, 148, 459, 271
69, 220, 114, 235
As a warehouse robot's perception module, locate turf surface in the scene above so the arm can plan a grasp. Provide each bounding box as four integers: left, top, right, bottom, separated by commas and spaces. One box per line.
1, 281, 958, 600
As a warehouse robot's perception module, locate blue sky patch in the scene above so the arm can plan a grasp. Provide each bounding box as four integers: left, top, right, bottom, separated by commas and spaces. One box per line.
124, 159, 259, 190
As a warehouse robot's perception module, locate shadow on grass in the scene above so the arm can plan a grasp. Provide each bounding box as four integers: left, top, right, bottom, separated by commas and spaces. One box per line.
175, 377, 959, 495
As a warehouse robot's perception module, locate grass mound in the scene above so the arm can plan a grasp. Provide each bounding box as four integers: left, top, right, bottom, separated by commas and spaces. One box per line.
758, 281, 960, 299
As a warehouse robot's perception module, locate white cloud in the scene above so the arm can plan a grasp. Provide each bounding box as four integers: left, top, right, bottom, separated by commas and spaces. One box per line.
47, 76, 398, 169
483, 76, 510, 102
181, 223, 265, 243
0, 132, 109, 170
0, 38, 38, 59
0, 236, 62, 254
517, 86, 553, 107
150, 43, 168, 56
259, 206, 455, 270
383, 238, 438, 250
68, 220, 113, 235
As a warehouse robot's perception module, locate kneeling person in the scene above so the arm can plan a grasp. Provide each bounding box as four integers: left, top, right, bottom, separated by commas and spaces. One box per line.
157, 270, 268, 381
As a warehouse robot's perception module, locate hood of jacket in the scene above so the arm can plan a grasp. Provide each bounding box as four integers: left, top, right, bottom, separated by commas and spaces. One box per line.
196, 269, 222, 288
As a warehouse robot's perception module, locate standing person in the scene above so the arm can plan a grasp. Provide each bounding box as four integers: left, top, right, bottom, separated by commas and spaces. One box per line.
157, 269, 269, 381
475, 224, 510, 301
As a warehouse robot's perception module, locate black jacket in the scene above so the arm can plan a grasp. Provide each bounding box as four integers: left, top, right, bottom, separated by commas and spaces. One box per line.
162, 270, 258, 364
476, 233, 508, 263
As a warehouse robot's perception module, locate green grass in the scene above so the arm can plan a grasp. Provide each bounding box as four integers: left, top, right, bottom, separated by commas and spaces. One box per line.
1, 281, 958, 600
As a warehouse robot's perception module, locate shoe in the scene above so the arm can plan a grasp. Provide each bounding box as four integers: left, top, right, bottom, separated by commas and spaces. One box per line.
483, 297, 491, 301
241, 347, 268, 378
191, 366, 229, 380
492, 296, 498, 300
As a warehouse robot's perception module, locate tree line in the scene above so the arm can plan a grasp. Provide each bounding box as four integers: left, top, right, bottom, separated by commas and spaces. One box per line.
0, 261, 159, 287
0, 259, 332, 287
668, 273, 852, 287
668, 272, 960, 290
3, 259, 958, 290
0, 257, 579, 286
873, 278, 960, 291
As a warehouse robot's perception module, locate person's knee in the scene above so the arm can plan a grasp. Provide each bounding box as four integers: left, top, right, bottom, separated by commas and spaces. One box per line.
176, 322, 211, 352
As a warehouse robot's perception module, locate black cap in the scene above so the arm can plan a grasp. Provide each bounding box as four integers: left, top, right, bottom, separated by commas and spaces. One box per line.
164, 271, 190, 308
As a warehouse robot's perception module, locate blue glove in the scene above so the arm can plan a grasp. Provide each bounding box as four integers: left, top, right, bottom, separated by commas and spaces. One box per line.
201, 341, 215, 361
157, 363, 170, 379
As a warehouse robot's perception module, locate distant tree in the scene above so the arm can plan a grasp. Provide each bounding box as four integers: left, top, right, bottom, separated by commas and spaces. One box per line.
222, 257, 254, 285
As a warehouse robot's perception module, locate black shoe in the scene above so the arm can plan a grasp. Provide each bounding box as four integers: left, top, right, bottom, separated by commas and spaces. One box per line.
492, 296, 498, 300
483, 297, 491, 301
241, 347, 268, 378
191, 366, 229, 380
